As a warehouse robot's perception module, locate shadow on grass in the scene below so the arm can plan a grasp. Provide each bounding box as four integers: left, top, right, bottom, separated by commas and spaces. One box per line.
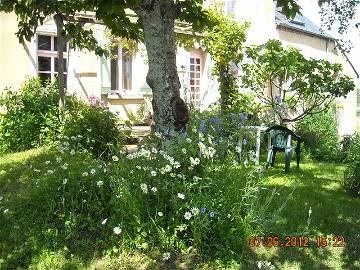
257, 161, 360, 269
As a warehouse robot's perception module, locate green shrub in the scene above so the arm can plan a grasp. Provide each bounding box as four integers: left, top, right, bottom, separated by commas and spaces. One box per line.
343, 134, 360, 196
61, 95, 123, 159
0, 78, 60, 152
0, 78, 124, 157
296, 109, 340, 161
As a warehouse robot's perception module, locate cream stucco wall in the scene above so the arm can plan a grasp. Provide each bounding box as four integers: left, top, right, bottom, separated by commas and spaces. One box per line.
0, 13, 33, 91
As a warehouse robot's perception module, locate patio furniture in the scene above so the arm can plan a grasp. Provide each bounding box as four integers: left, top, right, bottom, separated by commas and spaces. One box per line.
265, 125, 302, 173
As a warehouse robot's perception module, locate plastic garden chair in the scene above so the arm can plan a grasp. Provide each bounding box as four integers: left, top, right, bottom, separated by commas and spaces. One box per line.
265, 125, 302, 173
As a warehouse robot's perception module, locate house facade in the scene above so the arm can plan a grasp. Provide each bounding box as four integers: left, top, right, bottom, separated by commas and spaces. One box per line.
0, 0, 359, 135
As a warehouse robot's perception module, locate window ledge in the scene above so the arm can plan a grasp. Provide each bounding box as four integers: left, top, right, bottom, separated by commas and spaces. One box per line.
106, 90, 152, 100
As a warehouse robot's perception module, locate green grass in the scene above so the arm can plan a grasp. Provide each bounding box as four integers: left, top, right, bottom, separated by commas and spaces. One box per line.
0, 149, 359, 269
252, 160, 360, 270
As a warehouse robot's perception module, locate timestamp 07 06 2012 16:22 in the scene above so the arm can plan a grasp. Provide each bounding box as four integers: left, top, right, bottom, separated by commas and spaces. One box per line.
248, 236, 346, 248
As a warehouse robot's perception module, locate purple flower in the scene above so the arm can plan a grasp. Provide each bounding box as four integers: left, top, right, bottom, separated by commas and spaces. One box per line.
240, 112, 249, 121
238, 123, 243, 129
209, 211, 216, 217
215, 125, 221, 132
243, 138, 248, 145
275, 94, 281, 103
200, 207, 207, 214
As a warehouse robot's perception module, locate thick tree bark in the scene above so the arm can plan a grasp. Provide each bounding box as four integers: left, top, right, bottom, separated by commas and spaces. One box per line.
136, 0, 189, 136
54, 14, 66, 109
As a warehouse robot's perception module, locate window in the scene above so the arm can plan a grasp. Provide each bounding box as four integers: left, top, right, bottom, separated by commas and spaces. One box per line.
189, 55, 202, 108
110, 46, 133, 91
37, 34, 67, 86
225, 0, 235, 15
122, 49, 132, 90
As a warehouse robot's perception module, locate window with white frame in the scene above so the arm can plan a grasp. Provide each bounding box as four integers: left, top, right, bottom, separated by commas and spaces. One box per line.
189, 51, 203, 108
37, 34, 67, 86
110, 46, 133, 91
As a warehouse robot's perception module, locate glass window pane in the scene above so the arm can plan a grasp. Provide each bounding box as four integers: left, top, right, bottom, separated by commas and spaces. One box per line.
196, 58, 200, 64
38, 73, 51, 84
54, 37, 68, 52
190, 65, 194, 71
196, 66, 200, 71
38, 56, 51, 71
38, 35, 51, 51
190, 58, 194, 64
55, 58, 67, 72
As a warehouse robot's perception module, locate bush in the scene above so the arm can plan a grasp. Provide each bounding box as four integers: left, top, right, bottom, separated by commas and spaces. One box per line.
296, 109, 340, 161
0, 78, 124, 158
61, 95, 124, 159
0, 78, 60, 152
343, 134, 360, 196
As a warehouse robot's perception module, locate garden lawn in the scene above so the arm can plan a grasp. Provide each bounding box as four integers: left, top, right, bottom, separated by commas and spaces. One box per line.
0, 149, 359, 269
252, 161, 360, 270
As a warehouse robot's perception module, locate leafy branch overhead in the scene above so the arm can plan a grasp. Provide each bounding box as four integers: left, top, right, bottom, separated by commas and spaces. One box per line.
242, 40, 355, 124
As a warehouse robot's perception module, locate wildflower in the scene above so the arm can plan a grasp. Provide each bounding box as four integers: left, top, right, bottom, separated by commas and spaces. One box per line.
101, 218, 107, 225
200, 207, 207, 213
211, 117, 219, 123
240, 112, 249, 121
150, 171, 157, 176
140, 183, 148, 194
184, 211, 192, 220
112, 156, 119, 162
4, 209, 9, 214
113, 227, 122, 235
158, 212, 163, 217
215, 125, 221, 132
163, 252, 171, 261
61, 163, 68, 170
164, 164, 172, 172
151, 187, 157, 193
182, 148, 187, 154
243, 138, 248, 145
97, 181, 104, 187
198, 120, 206, 133
45, 160, 51, 165
47, 170, 54, 175
191, 207, 200, 216
63, 178, 68, 185
190, 157, 200, 166
209, 211, 216, 218
151, 147, 158, 154
56, 157, 62, 163
70, 149, 76, 155
82, 172, 88, 177
185, 138, 192, 143
154, 132, 162, 138
193, 176, 202, 182
177, 193, 185, 200
235, 145, 242, 153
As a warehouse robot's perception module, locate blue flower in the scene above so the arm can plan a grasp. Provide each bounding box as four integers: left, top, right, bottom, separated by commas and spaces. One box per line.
215, 125, 221, 132
211, 117, 219, 123
243, 138, 248, 145
209, 211, 216, 217
240, 112, 249, 121
200, 207, 207, 214
198, 120, 206, 133
238, 123, 243, 129
180, 132, 188, 138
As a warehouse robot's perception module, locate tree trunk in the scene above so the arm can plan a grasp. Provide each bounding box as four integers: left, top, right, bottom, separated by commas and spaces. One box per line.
54, 14, 66, 109
136, 0, 189, 136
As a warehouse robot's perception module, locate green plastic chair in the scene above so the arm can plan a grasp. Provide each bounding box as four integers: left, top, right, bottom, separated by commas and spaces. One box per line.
265, 125, 302, 173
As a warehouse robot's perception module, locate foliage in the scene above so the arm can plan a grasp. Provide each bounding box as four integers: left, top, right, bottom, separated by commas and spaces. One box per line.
0, 78, 124, 158
61, 96, 123, 159
296, 108, 340, 161
0, 113, 286, 268
342, 134, 360, 196
0, 78, 61, 153
202, 2, 249, 113
242, 39, 355, 124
